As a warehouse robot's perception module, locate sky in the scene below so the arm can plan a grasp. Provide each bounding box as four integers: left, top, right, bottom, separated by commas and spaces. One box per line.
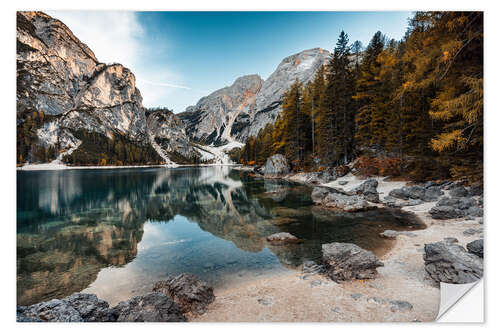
48, 11, 412, 113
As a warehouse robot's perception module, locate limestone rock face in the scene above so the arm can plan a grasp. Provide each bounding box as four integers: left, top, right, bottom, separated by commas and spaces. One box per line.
152, 274, 215, 315
263, 154, 290, 176
17, 11, 194, 164
179, 48, 331, 144
179, 75, 263, 145
112, 292, 186, 322
423, 241, 483, 284
146, 109, 197, 163
322, 242, 384, 281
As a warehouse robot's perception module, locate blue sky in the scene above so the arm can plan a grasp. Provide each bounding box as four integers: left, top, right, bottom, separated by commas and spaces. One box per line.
49, 11, 412, 113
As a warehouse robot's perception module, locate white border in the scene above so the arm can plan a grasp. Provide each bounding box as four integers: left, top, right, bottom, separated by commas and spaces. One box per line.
2, 1, 497, 331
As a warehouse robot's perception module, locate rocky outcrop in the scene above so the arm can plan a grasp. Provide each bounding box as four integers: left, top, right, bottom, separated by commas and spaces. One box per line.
322, 242, 384, 281
311, 186, 370, 212
179, 48, 331, 144
351, 179, 380, 203
17, 293, 115, 322
423, 240, 483, 284
17, 11, 194, 165
112, 292, 186, 322
179, 75, 263, 145
263, 154, 290, 176
266, 232, 303, 245
466, 239, 484, 258
152, 274, 215, 315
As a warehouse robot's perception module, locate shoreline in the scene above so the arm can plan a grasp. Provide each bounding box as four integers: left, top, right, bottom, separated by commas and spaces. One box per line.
191, 171, 483, 322
16, 162, 242, 171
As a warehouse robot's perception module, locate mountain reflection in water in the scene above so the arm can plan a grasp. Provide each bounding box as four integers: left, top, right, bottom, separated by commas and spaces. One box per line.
17, 166, 422, 306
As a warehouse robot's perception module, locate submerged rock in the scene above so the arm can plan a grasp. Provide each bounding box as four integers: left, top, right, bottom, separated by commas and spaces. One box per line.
466, 239, 484, 258
152, 273, 215, 315
112, 292, 186, 322
266, 232, 303, 245
263, 154, 290, 176
423, 241, 483, 284
322, 242, 383, 282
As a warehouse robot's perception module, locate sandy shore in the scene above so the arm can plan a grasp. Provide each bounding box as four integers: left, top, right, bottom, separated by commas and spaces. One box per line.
192, 174, 483, 322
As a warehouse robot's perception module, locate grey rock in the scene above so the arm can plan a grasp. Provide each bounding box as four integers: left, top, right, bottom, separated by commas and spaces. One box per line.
379, 230, 416, 238
466, 239, 483, 258
450, 185, 470, 198
443, 237, 459, 244
152, 273, 215, 315
423, 187, 444, 202
338, 180, 348, 185
322, 242, 383, 282
257, 297, 274, 306
351, 179, 380, 203
429, 206, 465, 219
263, 154, 289, 176
351, 293, 363, 300
463, 228, 482, 236
389, 300, 413, 312
466, 206, 483, 218
16, 293, 114, 322
423, 241, 483, 284
112, 292, 186, 322
266, 232, 303, 244
469, 182, 483, 196
312, 186, 370, 212
367, 297, 387, 305
310, 280, 322, 287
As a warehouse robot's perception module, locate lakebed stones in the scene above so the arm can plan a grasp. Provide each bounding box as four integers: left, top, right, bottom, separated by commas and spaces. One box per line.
322, 242, 384, 282
466, 239, 484, 258
263, 154, 290, 176
311, 186, 370, 212
423, 240, 483, 284
266, 232, 303, 245
112, 292, 186, 322
152, 273, 215, 315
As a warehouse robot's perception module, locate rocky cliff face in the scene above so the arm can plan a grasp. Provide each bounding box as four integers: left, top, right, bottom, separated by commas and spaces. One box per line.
179, 48, 331, 145
17, 11, 195, 165
179, 75, 263, 145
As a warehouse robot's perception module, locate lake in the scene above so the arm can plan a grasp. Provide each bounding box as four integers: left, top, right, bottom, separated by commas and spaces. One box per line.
17, 166, 422, 306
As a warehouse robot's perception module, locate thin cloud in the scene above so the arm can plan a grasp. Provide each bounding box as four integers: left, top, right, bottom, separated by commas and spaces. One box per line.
137, 78, 191, 90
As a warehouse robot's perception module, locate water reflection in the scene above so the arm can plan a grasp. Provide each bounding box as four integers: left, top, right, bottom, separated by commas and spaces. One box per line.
17, 166, 422, 306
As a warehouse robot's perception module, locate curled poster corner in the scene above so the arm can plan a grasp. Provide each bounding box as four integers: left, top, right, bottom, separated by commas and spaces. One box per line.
436, 279, 484, 322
